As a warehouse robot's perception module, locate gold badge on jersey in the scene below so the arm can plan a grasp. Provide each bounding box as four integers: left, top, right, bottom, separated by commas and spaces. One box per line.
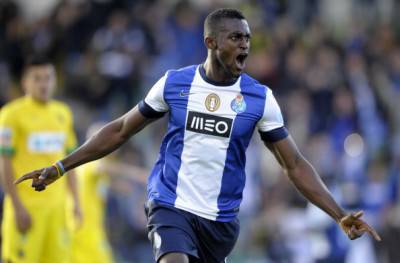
205, 93, 220, 112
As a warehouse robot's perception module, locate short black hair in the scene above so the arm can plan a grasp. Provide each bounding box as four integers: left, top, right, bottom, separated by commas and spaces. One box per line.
23, 54, 52, 73
204, 8, 246, 38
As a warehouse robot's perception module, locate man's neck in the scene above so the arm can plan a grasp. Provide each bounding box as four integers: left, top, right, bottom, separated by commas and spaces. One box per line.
26, 95, 49, 105
203, 58, 238, 84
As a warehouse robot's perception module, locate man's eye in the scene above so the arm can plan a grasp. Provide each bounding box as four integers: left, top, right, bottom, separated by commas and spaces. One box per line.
230, 35, 250, 42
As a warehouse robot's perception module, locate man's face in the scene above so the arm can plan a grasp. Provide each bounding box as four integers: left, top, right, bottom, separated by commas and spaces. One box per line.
214, 18, 251, 77
22, 64, 56, 103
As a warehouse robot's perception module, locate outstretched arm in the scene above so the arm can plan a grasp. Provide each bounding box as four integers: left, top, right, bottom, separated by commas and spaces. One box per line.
15, 105, 154, 189
265, 135, 381, 241
265, 136, 346, 221
61, 105, 152, 171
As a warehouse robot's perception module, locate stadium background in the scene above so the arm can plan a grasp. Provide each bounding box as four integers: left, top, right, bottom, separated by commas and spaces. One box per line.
1, 0, 400, 262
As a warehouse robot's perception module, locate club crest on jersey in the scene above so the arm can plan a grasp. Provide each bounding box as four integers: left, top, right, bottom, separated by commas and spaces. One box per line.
205, 93, 220, 112
231, 94, 246, 113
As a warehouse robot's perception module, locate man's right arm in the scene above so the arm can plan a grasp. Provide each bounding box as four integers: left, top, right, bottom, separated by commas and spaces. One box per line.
61, 71, 169, 172
16, 72, 169, 189
62, 105, 152, 172
15, 105, 156, 189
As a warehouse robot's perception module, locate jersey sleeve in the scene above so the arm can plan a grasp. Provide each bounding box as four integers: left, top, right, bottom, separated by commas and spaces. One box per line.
65, 107, 78, 154
257, 88, 288, 143
0, 107, 18, 156
139, 73, 169, 118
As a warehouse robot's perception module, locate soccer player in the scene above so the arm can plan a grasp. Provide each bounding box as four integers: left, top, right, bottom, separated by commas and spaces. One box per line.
71, 123, 148, 263
71, 159, 148, 263
71, 161, 114, 263
0, 56, 82, 263
16, 9, 381, 263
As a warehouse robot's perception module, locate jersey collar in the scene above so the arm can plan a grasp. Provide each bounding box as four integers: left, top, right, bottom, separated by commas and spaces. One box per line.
25, 96, 51, 108
199, 64, 240, 87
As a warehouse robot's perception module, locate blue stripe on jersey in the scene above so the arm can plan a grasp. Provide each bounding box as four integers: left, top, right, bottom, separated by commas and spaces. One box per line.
147, 65, 197, 205
217, 74, 266, 221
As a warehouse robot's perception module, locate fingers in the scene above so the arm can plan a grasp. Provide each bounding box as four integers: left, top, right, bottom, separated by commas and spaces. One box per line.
348, 225, 363, 240
352, 210, 363, 219
361, 223, 382, 241
34, 184, 46, 192
38, 168, 50, 181
14, 167, 50, 185
367, 228, 382, 242
339, 211, 364, 225
346, 221, 382, 241
341, 210, 382, 241
31, 168, 50, 190
14, 170, 40, 184
15, 166, 57, 192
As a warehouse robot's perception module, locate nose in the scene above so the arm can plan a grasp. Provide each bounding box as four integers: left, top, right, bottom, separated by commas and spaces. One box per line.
239, 38, 249, 50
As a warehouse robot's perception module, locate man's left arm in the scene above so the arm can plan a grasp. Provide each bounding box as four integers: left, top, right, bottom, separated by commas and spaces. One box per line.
265, 135, 381, 241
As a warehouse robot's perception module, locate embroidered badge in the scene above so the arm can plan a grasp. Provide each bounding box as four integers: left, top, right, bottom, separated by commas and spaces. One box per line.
231, 94, 246, 113
205, 93, 221, 112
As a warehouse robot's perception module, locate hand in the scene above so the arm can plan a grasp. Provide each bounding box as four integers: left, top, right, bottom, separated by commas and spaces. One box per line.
339, 211, 381, 241
14, 203, 32, 233
14, 166, 61, 191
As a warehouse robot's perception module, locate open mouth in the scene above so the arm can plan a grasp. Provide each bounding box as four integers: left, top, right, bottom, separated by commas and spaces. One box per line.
235, 53, 248, 68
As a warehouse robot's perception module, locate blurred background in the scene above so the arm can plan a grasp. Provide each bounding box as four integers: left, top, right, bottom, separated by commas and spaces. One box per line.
1, 0, 400, 262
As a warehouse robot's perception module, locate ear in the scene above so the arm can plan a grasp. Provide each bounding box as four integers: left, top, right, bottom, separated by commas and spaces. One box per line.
204, 36, 217, 50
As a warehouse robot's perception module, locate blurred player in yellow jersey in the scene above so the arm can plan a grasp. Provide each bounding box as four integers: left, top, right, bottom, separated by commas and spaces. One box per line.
0, 55, 82, 263
71, 160, 113, 263
71, 123, 147, 263
71, 160, 148, 263
71, 123, 148, 263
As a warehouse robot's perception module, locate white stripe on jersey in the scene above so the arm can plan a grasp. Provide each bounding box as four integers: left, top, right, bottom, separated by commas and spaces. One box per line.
174, 69, 241, 220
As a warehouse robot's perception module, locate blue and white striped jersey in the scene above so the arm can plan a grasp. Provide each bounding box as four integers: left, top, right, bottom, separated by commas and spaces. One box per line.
139, 65, 288, 222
